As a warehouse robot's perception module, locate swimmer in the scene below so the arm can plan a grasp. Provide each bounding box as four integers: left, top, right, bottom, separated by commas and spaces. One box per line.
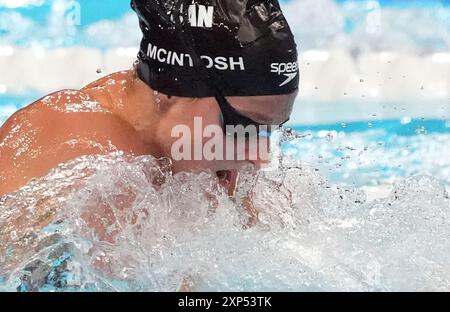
0, 1, 299, 223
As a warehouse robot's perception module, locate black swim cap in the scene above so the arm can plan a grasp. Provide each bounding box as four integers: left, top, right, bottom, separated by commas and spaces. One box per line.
131, 0, 299, 97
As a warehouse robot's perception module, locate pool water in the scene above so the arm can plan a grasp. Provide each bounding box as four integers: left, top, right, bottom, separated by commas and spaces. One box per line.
291, 119, 450, 186
0, 120, 449, 292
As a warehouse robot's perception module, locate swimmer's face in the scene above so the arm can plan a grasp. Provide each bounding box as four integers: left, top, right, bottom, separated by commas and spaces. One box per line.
160, 91, 298, 173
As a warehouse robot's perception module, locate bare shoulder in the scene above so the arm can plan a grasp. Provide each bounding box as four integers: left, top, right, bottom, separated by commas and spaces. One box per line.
81, 70, 134, 109
0, 88, 150, 196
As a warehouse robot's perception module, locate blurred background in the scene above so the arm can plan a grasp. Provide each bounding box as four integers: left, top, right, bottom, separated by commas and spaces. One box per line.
0, 0, 449, 125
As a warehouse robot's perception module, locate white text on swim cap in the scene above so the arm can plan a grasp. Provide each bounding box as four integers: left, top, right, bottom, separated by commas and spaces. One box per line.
170, 4, 215, 28
147, 43, 245, 71
189, 4, 214, 28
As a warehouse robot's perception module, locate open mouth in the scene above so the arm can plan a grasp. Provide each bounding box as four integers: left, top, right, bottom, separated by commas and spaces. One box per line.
217, 170, 239, 196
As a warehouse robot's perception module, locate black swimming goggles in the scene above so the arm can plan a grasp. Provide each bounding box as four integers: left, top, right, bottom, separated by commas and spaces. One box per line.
214, 87, 289, 137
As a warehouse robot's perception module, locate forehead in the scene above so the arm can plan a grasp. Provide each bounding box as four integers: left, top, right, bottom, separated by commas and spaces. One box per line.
225, 92, 298, 124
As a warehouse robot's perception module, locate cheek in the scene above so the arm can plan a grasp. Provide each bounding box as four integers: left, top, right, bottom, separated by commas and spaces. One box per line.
157, 111, 225, 159
157, 103, 273, 169
194, 104, 222, 128
192, 106, 225, 147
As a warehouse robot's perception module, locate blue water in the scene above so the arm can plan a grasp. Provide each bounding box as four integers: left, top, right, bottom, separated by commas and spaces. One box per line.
0, 0, 128, 25
337, 0, 450, 7
294, 119, 450, 136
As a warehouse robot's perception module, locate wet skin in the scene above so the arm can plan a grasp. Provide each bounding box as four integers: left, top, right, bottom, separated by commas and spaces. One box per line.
0, 69, 297, 198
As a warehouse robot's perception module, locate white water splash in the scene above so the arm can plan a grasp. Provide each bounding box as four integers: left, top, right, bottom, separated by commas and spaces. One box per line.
0, 143, 449, 291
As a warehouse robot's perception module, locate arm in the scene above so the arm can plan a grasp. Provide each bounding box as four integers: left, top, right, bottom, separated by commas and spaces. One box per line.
0, 90, 152, 274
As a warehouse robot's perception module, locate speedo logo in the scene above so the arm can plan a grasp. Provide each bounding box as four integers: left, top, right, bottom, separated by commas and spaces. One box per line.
270, 62, 299, 87
146, 43, 245, 71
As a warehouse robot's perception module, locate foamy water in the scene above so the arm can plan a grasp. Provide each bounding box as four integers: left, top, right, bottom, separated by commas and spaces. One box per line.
1, 128, 449, 292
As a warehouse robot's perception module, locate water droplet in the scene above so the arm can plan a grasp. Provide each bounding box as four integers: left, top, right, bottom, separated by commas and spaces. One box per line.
415, 126, 427, 135
325, 132, 335, 142
154, 90, 162, 108
401, 116, 412, 124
